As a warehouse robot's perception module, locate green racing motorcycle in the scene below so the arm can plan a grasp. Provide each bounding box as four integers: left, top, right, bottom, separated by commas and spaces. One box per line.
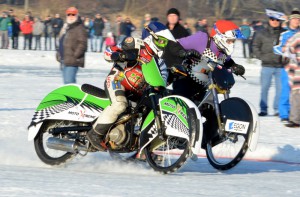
28, 58, 203, 174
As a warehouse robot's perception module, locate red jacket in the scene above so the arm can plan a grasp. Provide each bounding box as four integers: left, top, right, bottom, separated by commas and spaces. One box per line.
20, 20, 33, 34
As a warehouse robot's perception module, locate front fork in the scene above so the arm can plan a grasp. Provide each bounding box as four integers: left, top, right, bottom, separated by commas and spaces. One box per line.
148, 88, 165, 141
206, 73, 230, 136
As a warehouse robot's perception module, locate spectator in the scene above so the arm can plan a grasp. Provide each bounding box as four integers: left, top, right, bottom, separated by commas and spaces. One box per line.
253, 20, 265, 31
284, 32, 300, 127
89, 18, 95, 52
118, 16, 127, 44
162, 8, 189, 69
52, 13, 64, 49
104, 32, 115, 47
20, 14, 33, 50
44, 16, 53, 51
166, 8, 189, 39
93, 13, 104, 52
273, 8, 300, 123
183, 22, 192, 35
100, 17, 111, 52
11, 16, 20, 49
124, 17, 136, 37
140, 13, 151, 29
56, 7, 87, 84
194, 18, 208, 33
32, 17, 44, 50
240, 19, 251, 58
0, 11, 11, 49
112, 15, 122, 44
252, 11, 284, 116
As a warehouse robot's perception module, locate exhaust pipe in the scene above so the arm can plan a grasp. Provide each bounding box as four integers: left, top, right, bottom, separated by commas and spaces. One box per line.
46, 137, 88, 153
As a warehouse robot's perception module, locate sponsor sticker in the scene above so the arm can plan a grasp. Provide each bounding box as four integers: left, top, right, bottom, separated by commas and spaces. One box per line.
225, 119, 249, 134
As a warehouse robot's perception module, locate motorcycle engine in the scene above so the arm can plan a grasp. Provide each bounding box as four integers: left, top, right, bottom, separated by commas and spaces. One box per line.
109, 124, 128, 146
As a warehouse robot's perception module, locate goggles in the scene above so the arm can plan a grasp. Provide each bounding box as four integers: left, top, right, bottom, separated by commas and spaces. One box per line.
144, 24, 168, 49
153, 36, 168, 49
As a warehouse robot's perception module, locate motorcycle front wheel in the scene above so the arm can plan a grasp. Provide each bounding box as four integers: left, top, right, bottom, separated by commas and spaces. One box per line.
204, 98, 253, 170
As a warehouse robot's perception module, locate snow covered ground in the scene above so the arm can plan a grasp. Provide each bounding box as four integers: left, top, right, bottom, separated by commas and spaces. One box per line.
0, 41, 300, 196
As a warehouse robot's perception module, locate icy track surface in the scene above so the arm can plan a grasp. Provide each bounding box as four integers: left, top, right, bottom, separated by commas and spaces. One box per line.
0, 41, 300, 196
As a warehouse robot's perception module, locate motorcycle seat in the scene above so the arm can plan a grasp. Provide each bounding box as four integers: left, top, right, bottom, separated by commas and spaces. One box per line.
81, 84, 108, 99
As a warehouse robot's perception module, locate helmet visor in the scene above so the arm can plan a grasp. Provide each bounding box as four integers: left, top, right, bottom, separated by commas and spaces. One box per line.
153, 36, 168, 49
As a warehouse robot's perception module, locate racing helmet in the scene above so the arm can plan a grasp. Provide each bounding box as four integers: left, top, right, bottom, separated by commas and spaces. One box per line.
142, 22, 176, 58
210, 20, 244, 55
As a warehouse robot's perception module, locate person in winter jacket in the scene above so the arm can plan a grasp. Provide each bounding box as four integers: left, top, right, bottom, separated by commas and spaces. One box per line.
52, 13, 64, 49
252, 11, 285, 117
105, 32, 115, 47
125, 17, 136, 37
32, 17, 44, 50
273, 9, 300, 123
99, 17, 111, 52
92, 13, 104, 52
20, 14, 34, 50
240, 19, 251, 58
0, 12, 11, 49
163, 8, 190, 70
44, 16, 53, 50
11, 16, 20, 49
86, 22, 172, 151
194, 18, 208, 33
56, 7, 87, 84
283, 32, 300, 127
166, 8, 189, 39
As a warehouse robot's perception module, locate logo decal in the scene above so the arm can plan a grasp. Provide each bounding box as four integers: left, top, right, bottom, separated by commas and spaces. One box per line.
225, 119, 249, 134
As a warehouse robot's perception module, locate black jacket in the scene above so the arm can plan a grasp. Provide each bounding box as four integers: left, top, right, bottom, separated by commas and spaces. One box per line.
93, 18, 104, 36
252, 25, 284, 67
166, 22, 190, 39
163, 23, 189, 68
52, 17, 64, 35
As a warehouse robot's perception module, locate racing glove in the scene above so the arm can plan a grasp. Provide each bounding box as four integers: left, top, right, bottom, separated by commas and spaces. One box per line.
231, 63, 245, 76
179, 49, 202, 60
111, 51, 137, 62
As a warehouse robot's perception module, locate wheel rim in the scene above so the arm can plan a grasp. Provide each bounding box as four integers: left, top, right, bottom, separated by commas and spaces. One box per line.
35, 121, 76, 161
206, 132, 248, 166
147, 136, 189, 169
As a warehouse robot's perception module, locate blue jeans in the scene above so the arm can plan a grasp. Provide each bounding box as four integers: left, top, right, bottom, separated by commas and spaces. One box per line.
93, 35, 103, 52
260, 67, 281, 114
62, 65, 79, 84
279, 68, 290, 119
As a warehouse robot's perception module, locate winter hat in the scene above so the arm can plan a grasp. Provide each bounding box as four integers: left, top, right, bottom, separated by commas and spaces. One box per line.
66, 7, 78, 15
210, 20, 239, 37
289, 8, 300, 20
167, 8, 180, 17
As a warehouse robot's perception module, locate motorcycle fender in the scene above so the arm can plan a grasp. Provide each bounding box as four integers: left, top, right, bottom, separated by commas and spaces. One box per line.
139, 110, 158, 154
159, 95, 203, 155
244, 100, 260, 152
28, 122, 43, 141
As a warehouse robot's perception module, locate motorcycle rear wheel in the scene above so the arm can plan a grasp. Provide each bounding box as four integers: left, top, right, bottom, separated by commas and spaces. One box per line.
34, 120, 77, 166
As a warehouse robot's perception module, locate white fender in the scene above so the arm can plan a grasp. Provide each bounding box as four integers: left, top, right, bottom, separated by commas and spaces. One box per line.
28, 122, 43, 141
159, 95, 203, 155
244, 99, 260, 152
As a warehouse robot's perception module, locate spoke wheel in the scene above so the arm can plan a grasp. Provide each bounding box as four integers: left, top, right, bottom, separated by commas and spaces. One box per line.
145, 136, 189, 174
34, 120, 77, 166
205, 131, 249, 170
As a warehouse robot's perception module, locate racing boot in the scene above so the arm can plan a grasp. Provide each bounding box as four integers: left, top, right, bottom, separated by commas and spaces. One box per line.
86, 128, 105, 151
